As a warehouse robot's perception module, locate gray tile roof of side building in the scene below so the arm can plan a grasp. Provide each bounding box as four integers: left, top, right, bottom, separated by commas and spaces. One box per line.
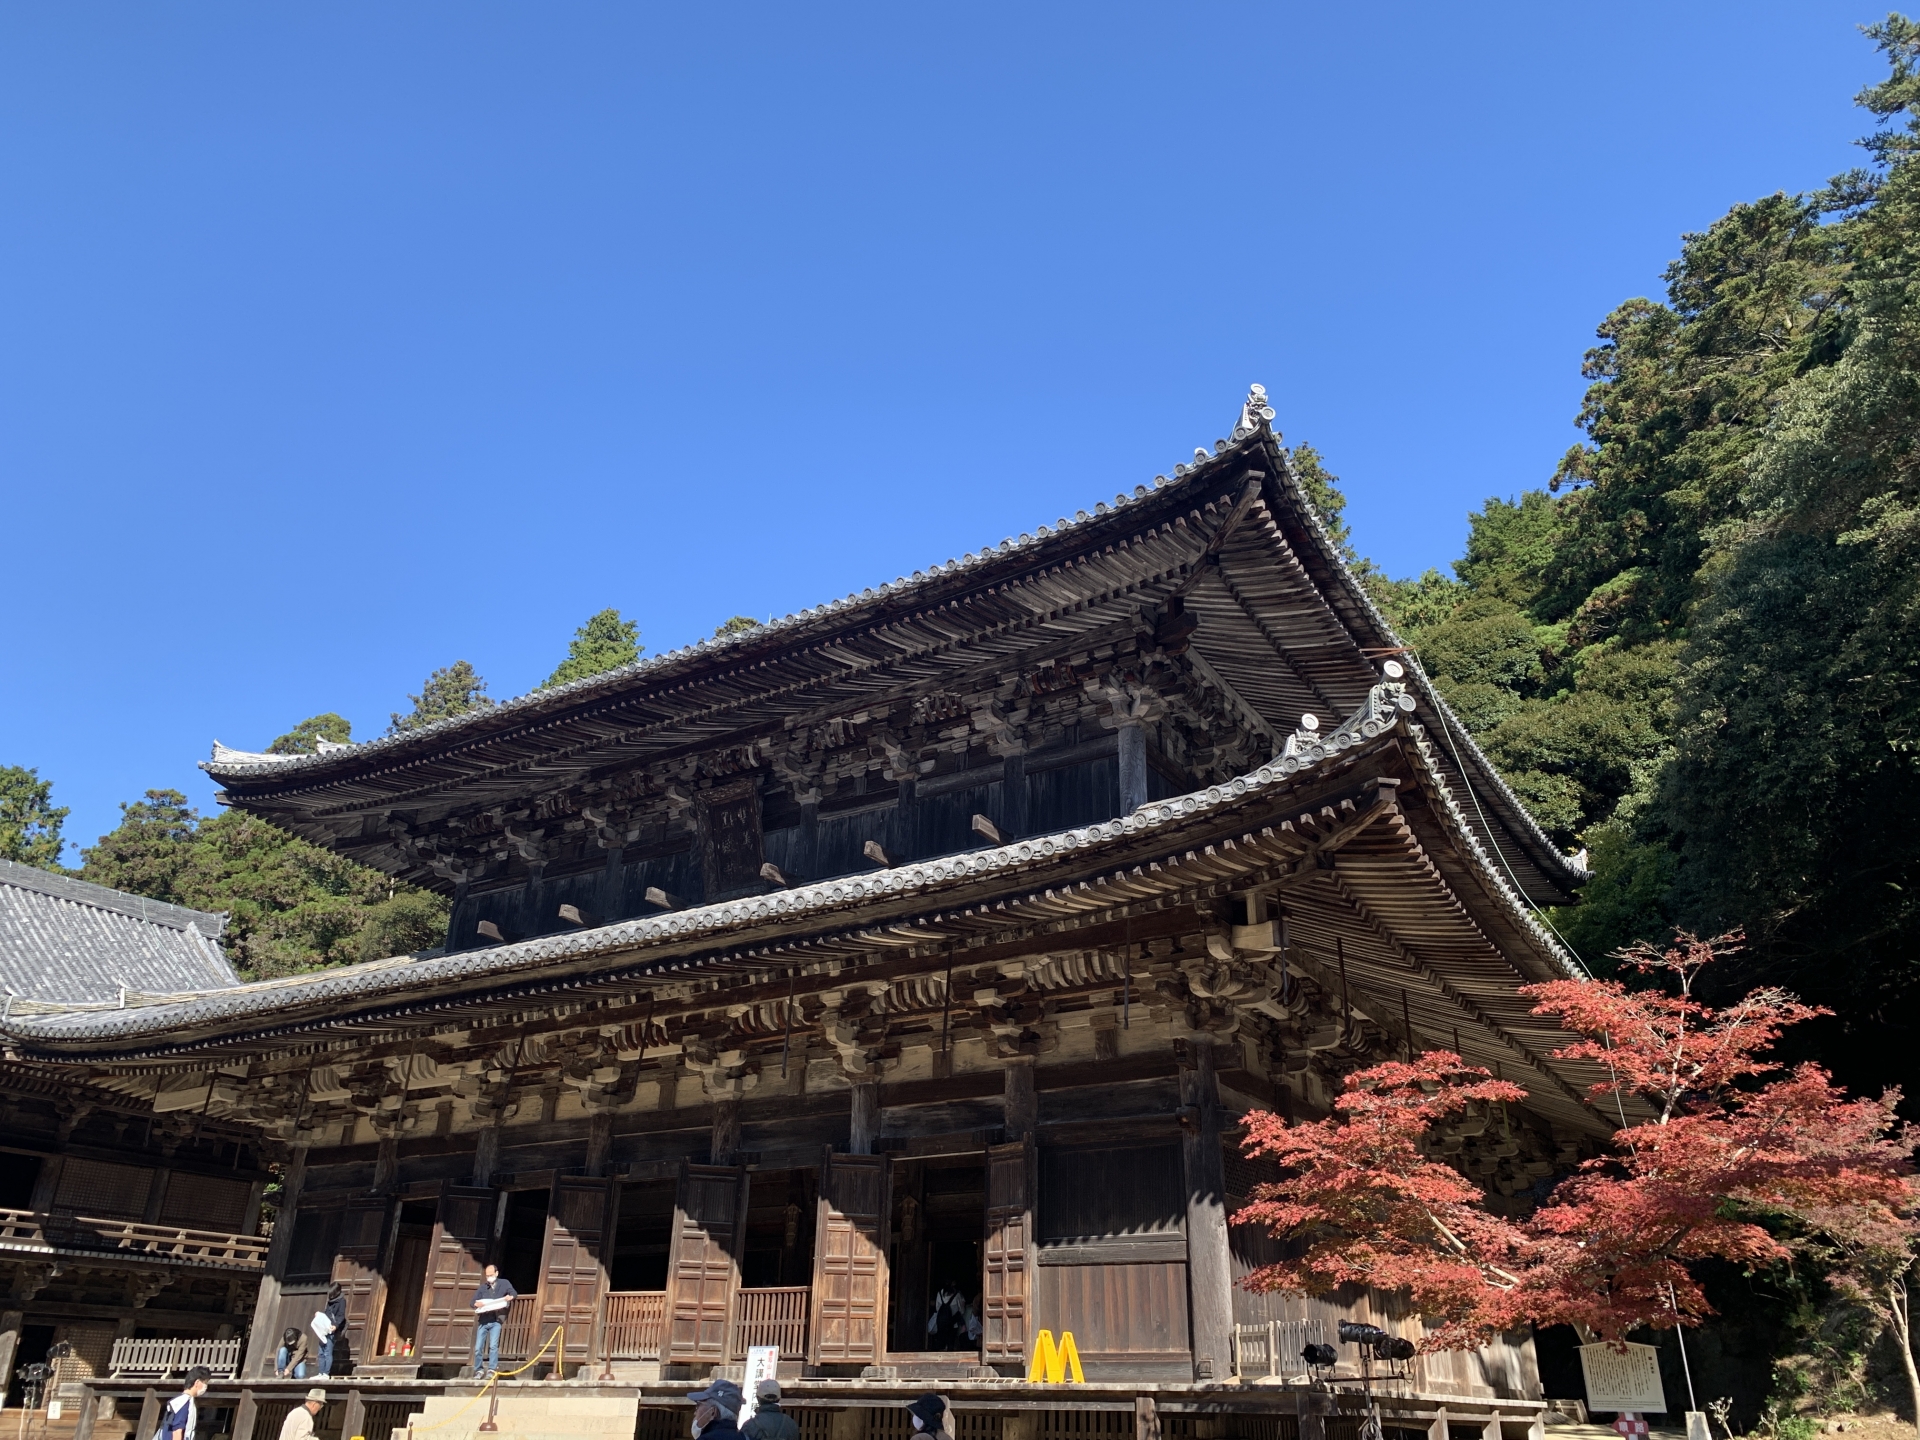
0, 860, 241, 1005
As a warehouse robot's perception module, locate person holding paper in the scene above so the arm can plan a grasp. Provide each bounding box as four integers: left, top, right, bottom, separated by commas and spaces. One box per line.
470, 1263, 517, 1378
311, 1286, 346, 1377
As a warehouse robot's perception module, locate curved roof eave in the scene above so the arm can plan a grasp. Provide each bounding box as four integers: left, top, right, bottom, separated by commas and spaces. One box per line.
8, 685, 1579, 1059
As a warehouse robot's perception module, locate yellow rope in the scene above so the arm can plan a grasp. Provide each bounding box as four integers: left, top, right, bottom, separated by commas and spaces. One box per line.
401, 1326, 566, 1434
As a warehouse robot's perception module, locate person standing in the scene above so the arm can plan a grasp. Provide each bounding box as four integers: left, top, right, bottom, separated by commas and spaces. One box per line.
742, 1379, 797, 1440
686, 1378, 745, 1440
904, 1395, 951, 1440
314, 1284, 347, 1377
470, 1263, 517, 1379
158, 1367, 211, 1440
276, 1389, 327, 1440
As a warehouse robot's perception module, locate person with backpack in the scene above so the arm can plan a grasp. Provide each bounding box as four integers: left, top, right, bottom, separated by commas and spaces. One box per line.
156, 1367, 211, 1440
742, 1379, 797, 1440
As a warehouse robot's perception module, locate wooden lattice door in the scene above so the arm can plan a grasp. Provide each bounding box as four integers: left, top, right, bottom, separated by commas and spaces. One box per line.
539, 1177, 612, 1370
415, 1184, 496, 1363
809, 1149, 890, 1365
982, 1138, 1034, 1366
664, 1164, 747, 1364
327, 1197, 392, 1372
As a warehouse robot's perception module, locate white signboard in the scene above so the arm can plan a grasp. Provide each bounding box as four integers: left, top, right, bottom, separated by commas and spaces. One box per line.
1579, 1342, 1667, 1415
740, 1345, 780, 1426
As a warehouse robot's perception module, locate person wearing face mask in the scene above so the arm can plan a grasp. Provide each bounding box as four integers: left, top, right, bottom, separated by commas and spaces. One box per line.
904, 1394, 951, 1440
685, 1378, 746, 1440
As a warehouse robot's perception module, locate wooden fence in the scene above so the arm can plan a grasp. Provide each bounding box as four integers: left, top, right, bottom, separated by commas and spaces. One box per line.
601, 1291, 667, 1361
0, 1206, 266, 1269
107, 1337, 244, 1380
731, 1287, 810, 1360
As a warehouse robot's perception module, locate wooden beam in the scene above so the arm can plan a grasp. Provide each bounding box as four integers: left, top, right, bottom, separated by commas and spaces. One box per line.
1181, 1040, 1233, 1382
862, 841, 891, 868
969, 814, 1003, 845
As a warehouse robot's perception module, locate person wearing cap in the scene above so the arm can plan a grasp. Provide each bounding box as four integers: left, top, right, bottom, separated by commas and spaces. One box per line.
686, 1377, 745, 1440
276, 1389, 327, 1440
274, 1327, 314, 1380
905, 1395, 951, 1440
742, 1378, 797, 1440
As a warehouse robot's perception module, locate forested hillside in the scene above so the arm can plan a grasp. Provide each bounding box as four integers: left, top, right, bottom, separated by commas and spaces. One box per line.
1344, 18, 1920, 1105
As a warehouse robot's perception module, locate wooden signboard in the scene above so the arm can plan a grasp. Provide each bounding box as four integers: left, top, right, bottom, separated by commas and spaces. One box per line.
1579, 1342, 1667, 1415
415, 1185, 496, 1363
538, 1178, 612, 1369
981, 1138, 1034, 1365
664, 1164, 747, 1364
810, 1149, 890, 1365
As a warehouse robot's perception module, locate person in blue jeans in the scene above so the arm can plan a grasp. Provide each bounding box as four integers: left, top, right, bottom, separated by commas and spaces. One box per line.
275, 1327, 313, 1379
316, 1285, 346, 1377
470, 1264, 517, 1378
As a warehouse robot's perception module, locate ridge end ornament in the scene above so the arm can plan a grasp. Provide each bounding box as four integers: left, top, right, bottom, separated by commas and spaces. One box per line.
1233, 383, 1278, 441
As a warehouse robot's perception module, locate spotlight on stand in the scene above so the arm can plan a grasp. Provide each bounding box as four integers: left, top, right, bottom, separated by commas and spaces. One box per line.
1338, 1322, 1389, 1348
1302, 1342, 1337, 1370
1375, 1336, 1417, 1363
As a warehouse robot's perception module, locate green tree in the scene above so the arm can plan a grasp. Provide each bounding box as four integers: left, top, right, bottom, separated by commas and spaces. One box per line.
390, 660, 493, 734
80, 789, 449, 979
0, 765, 69, 870
269, 713, 352, 755
545, 609, 643, 687
713, 615, 761, 638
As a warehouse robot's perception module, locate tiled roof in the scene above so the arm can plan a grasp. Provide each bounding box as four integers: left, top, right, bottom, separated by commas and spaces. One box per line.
0, 860, 240, 1006
0, 680, 1578, 1053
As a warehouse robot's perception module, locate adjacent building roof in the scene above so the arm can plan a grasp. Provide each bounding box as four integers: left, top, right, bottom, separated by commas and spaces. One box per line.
0, 860, 241, 1007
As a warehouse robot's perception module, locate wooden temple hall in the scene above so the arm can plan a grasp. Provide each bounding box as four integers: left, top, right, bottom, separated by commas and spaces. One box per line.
1, 388, 1608, 1440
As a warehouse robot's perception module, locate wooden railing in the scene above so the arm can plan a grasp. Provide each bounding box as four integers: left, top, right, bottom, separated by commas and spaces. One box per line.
600, 1291, 667, 1361
495, 1295, 543, 1361
108, 1337, 243, 1380
1231, 1318, 1332, 1381
731, 1287, 810, 1360
0, 1207, 266, 1269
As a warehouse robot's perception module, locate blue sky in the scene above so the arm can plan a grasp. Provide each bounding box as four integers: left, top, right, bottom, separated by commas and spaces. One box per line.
0, 3, 1886, 861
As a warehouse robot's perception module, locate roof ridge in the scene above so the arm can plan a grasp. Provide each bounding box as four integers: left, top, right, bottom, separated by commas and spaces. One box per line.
0, 859, 229, 940
202, 390, 1272, 779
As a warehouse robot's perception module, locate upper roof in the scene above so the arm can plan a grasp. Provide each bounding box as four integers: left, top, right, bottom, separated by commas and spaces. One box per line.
202, 389, 1584, 908
0, 860, 241, 1007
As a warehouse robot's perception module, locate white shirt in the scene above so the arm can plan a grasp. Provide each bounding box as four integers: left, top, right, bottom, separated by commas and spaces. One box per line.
277, 1406, 319, 1440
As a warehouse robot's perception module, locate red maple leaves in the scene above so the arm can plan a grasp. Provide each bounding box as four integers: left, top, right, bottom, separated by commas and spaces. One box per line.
1235, 933, 1917, 1348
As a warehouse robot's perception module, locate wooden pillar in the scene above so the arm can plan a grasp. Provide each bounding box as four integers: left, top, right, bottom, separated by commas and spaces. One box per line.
1135, 1395, 1161, 1440
1003, 1058, 1037, 1141
72, 1389, 102, 1440
1002, 1413, 1036, 1440
1429, 1409, 1450, 1440
29, 1155, 64, 1211
231, 1390, 257, 1440
471, 1124, 501, 1189
142, 1169, 173, 1224
340, 1389, 366, 1440
1480, 1413, 1502, 1440
372, 1136, 399, 1193
848, 1080, 880, 1155
0, 1310, 22, 1401
444, 879, 470, 952
1117, 723, 1148, 814
711, 1100, 742, 1165
242, 1145, 307, 1379
1180, 1040, 1233, 1381
1298, 1388, 1332, 1440
600, 845, 625, 923
585, 1112, 614, 1176
827, 1408, 864, 1440
136, 1390, 160, 1440
1002, 754, 1028, 838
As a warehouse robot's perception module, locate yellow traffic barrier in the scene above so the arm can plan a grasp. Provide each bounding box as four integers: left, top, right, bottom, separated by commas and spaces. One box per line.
1027, 1330, 1085, 1384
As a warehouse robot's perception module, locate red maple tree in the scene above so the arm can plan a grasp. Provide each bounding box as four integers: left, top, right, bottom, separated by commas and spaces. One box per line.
1236, 932, 1918, 1357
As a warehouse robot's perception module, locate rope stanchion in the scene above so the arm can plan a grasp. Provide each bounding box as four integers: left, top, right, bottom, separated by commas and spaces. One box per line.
401, 1326, 566, 1437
